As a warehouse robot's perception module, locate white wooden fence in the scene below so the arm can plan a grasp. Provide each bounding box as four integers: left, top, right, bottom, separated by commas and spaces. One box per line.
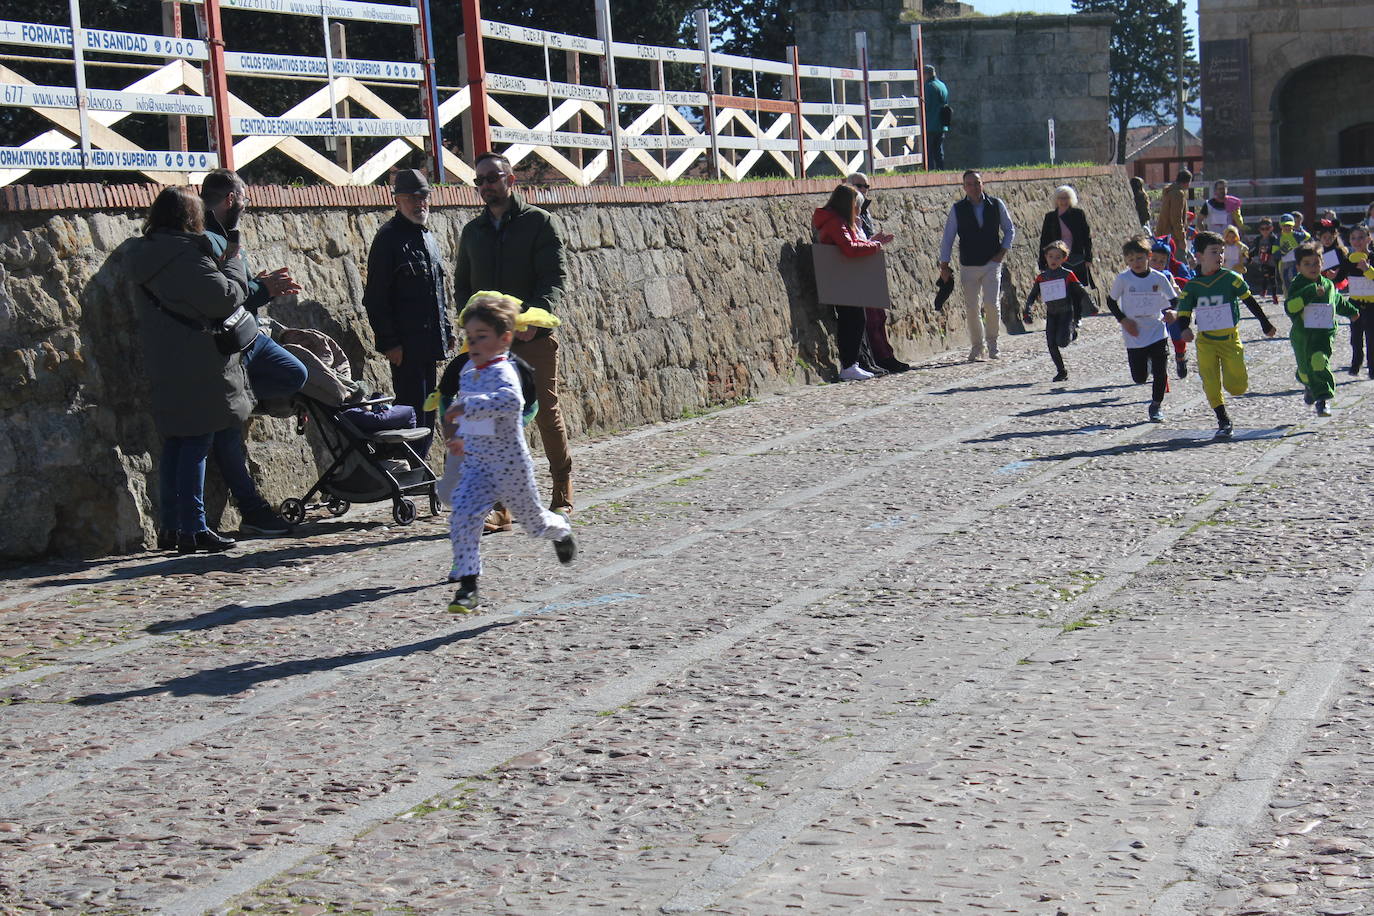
0, 0, 927, 187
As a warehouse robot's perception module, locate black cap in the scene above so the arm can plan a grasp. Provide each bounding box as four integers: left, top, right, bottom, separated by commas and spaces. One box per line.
393, 168, 430, 195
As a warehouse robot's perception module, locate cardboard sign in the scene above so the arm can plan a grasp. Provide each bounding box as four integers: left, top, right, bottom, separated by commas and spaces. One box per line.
813, 244, 893, 309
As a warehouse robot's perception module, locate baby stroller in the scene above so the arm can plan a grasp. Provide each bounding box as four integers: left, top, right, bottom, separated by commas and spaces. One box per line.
271, 327, 439, 527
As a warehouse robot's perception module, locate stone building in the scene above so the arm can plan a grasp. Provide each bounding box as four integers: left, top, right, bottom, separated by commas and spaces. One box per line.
794, 2, 1113, 169
1200, 0, 1374, 179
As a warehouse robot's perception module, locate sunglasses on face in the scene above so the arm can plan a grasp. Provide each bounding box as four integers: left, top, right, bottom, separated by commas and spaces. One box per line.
474, 172, 508, 186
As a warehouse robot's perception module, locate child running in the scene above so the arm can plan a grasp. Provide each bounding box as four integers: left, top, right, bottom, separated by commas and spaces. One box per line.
1285, 243, 1358, 416
444, 293, 576, 611
1022, 240, 1087, 382
1346, 225, 1374, 376
1175, 230, 1279, 438
1315, 217, 1351, 284
1151, 237, 1193, 378
1222, 225, 1249, 272
1251, 217, 1281, 305
1106, 236, 1182, 423
1278, 214, 1307, 292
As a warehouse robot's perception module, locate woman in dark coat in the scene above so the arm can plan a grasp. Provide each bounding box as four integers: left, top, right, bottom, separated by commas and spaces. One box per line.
130, 186, 252, 553
1038, 186, 1095, 321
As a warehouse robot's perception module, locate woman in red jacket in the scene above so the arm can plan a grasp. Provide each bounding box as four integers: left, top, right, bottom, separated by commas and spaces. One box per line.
813, 184, 893, 380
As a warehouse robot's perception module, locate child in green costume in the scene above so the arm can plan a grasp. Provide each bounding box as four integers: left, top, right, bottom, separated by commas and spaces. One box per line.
1286, 243, 1358, 417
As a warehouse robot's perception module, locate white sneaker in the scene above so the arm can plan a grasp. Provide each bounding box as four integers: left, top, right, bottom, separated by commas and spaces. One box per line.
839, 363, 875, 381
968, 348, 985, 362
988, 343, 1000, 360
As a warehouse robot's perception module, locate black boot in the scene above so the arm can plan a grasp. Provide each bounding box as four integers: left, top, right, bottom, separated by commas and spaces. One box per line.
554, 532, 578, 565
448, 575, 479, 612
176, 529, 236, 554
1214, 405, 1233, 439
876, 356, 912, 373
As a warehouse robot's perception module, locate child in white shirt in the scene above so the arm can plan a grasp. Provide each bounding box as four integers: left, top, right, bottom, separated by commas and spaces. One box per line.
1106, 236, 1182, 423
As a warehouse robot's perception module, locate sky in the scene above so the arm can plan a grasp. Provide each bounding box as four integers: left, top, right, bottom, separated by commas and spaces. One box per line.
966, 0, 1203, 129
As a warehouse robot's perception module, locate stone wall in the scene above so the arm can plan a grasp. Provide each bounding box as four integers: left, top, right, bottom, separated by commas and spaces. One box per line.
793, 6, 1113, 171
921, 15, 1113, 170
0, 166, 1140, 559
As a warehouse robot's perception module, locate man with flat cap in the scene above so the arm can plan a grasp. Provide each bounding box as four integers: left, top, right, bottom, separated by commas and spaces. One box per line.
364, 168, 455, 461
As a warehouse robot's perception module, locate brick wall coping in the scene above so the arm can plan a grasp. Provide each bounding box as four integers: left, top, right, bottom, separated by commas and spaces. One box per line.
0, 165, 1126, 214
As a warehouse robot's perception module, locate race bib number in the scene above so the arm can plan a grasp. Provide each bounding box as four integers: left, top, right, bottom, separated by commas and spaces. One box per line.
460, 417, 495, 437
1122, 291, 1165, 319
1322, 249, 1340, 271
1303, 302, 1334, 329
1193, 296, 1234, 332
1349, 275, 1374, 298
1039, 279, 1067, 303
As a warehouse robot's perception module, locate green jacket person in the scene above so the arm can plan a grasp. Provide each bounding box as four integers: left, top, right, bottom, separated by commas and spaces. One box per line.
1286, 243, 1358, 416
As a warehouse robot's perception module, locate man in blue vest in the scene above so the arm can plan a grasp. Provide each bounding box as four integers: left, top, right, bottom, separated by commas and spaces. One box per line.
938, 170, 1017, 361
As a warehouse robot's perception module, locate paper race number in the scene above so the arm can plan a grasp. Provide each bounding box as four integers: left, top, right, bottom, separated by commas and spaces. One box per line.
1192, 295, 1235, 332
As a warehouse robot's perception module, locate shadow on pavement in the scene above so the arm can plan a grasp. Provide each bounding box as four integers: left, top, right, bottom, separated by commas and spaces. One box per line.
145, 583, 435, 634
1034, 383, 1131, 396
71, 617, 517, 705
36, 527, 442, 588
965, 420, 1128, 444
1016, 397, 1123, 418
1030, 426, 1308, 462
933, 381, 1035, 395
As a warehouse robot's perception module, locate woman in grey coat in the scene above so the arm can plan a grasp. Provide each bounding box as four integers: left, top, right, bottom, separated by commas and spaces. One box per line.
130, 186, 252, 553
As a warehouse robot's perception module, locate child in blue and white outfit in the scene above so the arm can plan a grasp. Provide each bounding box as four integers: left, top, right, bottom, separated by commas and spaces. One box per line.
444, 293, 575, 611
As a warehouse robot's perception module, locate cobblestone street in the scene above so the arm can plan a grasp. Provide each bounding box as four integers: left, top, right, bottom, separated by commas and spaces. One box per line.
4, 313, 1374, 916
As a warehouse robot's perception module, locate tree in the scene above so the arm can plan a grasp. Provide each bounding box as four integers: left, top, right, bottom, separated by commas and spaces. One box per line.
1071, 0, 1200, 164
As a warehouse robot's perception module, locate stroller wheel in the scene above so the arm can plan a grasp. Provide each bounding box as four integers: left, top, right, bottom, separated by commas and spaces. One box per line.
393, 498, 417, 526
326, 498, 350, 518
280, 497, 307, 526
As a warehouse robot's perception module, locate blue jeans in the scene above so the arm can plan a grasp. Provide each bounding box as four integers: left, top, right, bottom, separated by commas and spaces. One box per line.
212, 427, 270, 516
159, 433, 216, 534
244, 332, 307, 401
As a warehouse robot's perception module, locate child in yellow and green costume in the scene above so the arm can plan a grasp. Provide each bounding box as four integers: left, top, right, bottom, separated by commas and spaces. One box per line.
1286, 245, 1358, 416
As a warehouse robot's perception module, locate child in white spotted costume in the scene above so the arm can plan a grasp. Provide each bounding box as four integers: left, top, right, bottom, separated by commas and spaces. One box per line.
445, 294, 573, 610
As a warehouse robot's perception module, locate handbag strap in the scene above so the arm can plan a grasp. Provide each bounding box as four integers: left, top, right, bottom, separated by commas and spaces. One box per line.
141, 283, 213, 334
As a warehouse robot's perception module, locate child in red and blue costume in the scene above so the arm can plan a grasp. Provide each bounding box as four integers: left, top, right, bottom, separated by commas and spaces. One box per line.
1151, 236, 1193, 378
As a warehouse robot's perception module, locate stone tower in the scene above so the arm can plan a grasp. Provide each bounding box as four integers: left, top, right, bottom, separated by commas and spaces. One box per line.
1199, 0, 1374, 180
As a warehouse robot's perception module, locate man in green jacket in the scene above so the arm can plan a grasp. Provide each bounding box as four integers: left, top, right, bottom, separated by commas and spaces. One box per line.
453, 152, 573, 518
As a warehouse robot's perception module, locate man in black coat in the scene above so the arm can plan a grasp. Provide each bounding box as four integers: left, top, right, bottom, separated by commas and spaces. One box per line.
364, 169, 455, 462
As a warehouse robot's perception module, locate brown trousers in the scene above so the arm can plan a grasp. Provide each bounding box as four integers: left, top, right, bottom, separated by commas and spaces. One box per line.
512, 333, 573, 509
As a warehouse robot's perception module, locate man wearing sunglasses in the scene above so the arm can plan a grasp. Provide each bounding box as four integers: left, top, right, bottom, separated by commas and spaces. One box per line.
453, 152, 572, 521
364, 168, 456, 463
